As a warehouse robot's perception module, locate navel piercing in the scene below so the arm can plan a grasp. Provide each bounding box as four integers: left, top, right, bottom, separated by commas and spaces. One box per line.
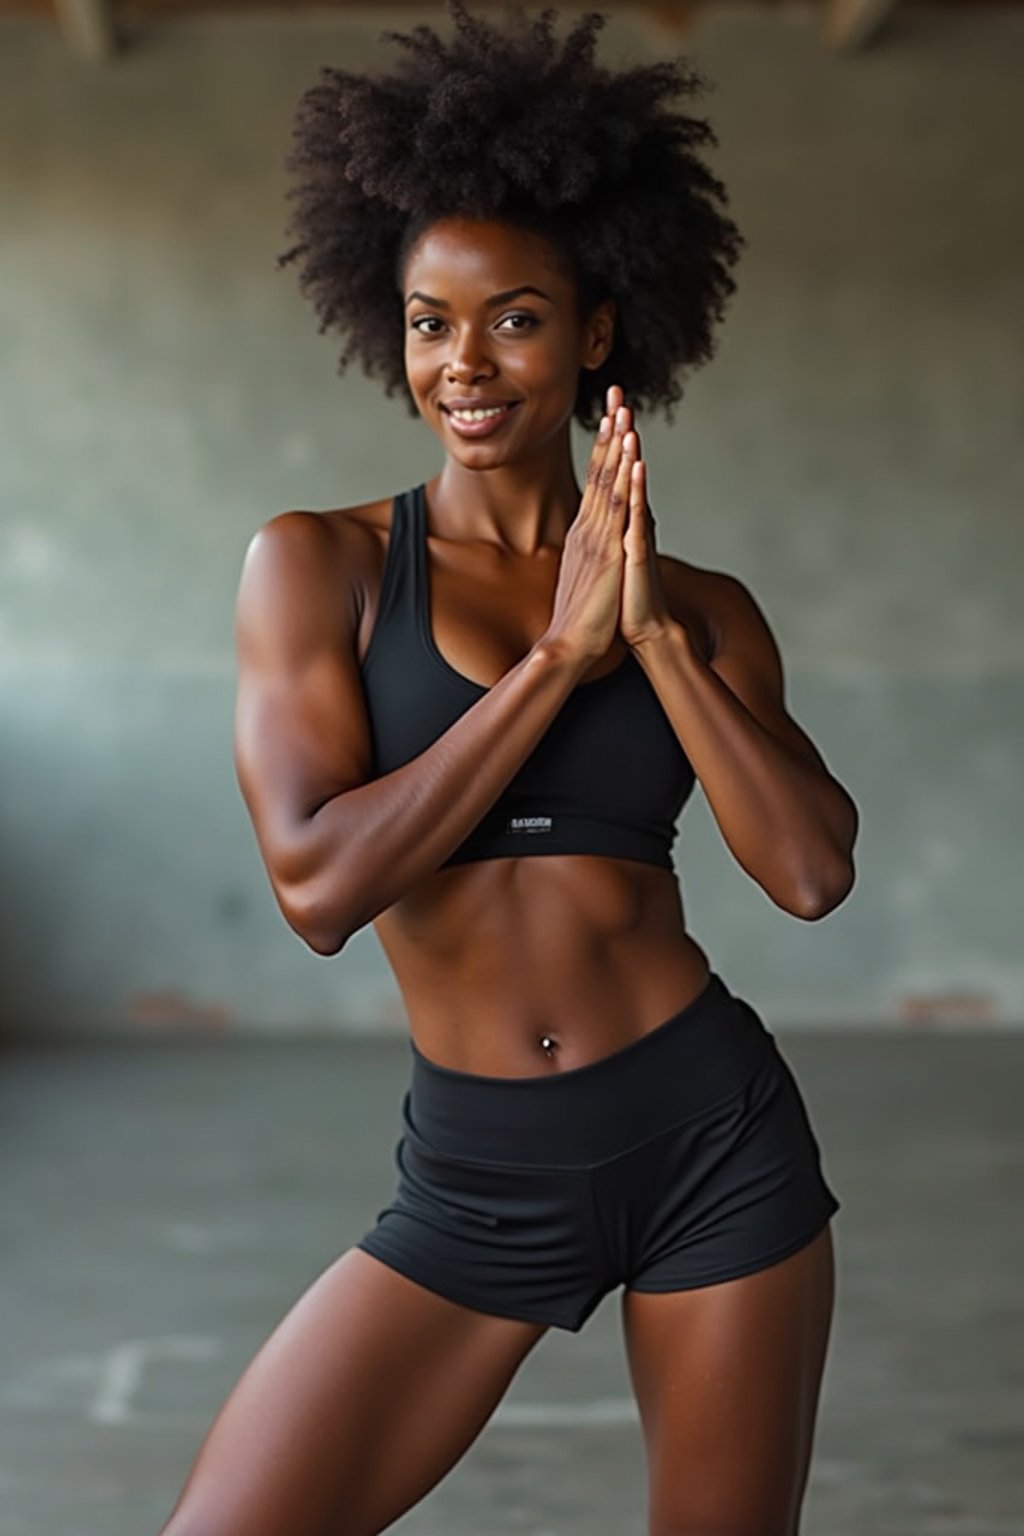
539, 1035, 557, 1052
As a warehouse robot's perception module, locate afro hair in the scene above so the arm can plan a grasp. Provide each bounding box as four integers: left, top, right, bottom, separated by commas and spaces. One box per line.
276, 1, 745, 428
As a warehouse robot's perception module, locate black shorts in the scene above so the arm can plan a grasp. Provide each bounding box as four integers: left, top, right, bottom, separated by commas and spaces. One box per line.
355, 971, 840, 1332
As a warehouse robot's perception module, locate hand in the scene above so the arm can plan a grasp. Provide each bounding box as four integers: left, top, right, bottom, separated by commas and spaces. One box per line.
542, 395, 638, 667
605, 385, 674, 650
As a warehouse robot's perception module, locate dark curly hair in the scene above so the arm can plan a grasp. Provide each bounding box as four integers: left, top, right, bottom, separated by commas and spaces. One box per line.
276, 1, 745, 429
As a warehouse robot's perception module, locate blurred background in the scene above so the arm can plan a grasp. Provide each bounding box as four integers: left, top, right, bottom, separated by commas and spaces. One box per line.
1, 4, 1022, 1535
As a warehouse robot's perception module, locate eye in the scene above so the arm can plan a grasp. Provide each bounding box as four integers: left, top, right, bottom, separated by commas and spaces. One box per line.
497, 312, 538, 332
408, 311, 540, 336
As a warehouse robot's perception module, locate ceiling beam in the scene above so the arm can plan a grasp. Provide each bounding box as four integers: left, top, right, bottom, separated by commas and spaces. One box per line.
52, 0, 119, 60
823, 0, 900, 52
645, 2, 691, 28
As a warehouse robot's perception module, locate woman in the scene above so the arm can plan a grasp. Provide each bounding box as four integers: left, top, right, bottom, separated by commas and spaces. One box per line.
160, 6, 857, 1534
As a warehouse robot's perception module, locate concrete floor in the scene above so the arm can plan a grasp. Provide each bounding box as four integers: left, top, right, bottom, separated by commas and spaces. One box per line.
2, 1030, 1021, 1535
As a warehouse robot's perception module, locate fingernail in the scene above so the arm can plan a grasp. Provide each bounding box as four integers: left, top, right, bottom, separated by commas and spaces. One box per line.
616, 406, 629, 431
598, 415, 610, 439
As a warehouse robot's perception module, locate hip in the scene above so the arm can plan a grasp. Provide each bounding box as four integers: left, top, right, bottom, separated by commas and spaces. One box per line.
405, 969, 783, 1168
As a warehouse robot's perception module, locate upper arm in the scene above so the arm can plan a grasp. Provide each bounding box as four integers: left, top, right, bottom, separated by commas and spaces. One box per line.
707, 573, 833, 775
232, 510, 372, 922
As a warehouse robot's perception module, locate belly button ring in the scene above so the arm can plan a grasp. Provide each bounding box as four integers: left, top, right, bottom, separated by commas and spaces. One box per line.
539, 1035, 557, 1053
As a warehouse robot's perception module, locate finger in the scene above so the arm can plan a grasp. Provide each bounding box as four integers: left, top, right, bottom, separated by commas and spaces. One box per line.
607, 386, 632, 436
631, 456, 645, 502
595, 407, 630, 508
618, 403, 636, 456
605, 428, 637, 520
589, 407, 616, 461
608, 392, 630, 435
591, 413, 611, 454
632, 457, 657, 537
582, 412, 615, 510
584, 403, 629, 517
623, 457, 644, 554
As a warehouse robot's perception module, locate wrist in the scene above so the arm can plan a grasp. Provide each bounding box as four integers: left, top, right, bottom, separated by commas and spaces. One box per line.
628, 617, 691, 662
530, 633, 591, 680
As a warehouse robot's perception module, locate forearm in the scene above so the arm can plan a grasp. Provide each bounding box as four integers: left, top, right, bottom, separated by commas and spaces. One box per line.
633, 622, 857, 917
281, 639, 585, 952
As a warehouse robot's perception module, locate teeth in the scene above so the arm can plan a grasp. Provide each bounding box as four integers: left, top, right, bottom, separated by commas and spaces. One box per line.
450, 405, 507, 421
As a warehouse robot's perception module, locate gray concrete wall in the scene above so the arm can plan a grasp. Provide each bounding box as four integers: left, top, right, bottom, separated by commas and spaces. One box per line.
1, 5, 1021, 1036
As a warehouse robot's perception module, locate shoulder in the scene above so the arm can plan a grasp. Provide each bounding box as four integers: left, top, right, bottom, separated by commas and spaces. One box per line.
246, 495, 394, 564
657, 553, 760, 667
236, 495, 396, 637
241, 494, 396, 584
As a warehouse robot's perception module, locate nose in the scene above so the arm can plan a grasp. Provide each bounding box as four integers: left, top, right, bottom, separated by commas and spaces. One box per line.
445, 327, 498, 385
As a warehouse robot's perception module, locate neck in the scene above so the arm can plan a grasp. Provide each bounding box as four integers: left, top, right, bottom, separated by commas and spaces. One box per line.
429, 432, 581, 556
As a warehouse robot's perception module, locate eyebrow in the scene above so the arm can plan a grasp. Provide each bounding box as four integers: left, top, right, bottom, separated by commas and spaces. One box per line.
404, 285, 553, 310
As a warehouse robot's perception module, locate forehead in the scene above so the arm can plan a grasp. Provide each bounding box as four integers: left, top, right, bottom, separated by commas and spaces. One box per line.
402, 216, 573, 294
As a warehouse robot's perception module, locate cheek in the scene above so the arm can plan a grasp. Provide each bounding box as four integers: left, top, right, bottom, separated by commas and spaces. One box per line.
507, 336, 580, 394
403, 346, 434, 405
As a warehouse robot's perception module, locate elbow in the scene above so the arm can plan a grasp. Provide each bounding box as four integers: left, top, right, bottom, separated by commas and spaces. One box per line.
278, 883, 352, 957
300, 924, 348, 957
790, 858, 856, 922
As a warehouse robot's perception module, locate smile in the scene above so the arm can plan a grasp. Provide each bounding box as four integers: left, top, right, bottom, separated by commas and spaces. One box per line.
441, 401, 521, 437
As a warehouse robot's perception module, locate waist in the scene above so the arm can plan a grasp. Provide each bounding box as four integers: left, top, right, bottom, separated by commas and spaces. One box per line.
380, 855, 698, 1058
404, 971, 778, 1167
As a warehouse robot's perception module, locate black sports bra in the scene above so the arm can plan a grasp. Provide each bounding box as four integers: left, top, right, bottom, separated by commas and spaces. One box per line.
358, 484, 697, 871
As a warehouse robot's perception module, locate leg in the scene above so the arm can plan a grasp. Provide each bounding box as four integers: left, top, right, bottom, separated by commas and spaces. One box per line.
621, 1223, 836, 1536
159, 1247, 547, 1536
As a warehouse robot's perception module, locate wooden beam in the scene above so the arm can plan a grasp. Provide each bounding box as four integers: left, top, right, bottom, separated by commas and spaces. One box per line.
642, 3, 694, 35
823, 0, 900, 52
52, 0, 119, 60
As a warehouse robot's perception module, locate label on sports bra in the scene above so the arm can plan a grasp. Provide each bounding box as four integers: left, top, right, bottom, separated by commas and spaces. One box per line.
506, 815, 554, 836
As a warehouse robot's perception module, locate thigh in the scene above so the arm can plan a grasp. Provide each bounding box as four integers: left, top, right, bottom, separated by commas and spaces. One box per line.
621, 1223, 836, 1536
159, 1247, 547, 1536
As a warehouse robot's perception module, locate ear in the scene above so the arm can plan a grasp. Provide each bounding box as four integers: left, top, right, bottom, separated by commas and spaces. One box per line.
580, 297, 616, 372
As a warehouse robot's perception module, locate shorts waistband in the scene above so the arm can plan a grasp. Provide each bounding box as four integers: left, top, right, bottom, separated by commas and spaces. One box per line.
404, 971, 776, 1168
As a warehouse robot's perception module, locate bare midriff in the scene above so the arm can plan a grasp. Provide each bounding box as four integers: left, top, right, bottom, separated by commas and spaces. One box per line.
372, 852, 711, 1078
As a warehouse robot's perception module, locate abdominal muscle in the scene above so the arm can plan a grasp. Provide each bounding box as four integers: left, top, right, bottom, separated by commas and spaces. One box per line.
372, 853, 712, 1077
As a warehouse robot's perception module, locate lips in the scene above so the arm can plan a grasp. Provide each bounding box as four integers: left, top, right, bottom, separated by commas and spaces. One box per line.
441, 398, 518, 415
440, 400, 521, 438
